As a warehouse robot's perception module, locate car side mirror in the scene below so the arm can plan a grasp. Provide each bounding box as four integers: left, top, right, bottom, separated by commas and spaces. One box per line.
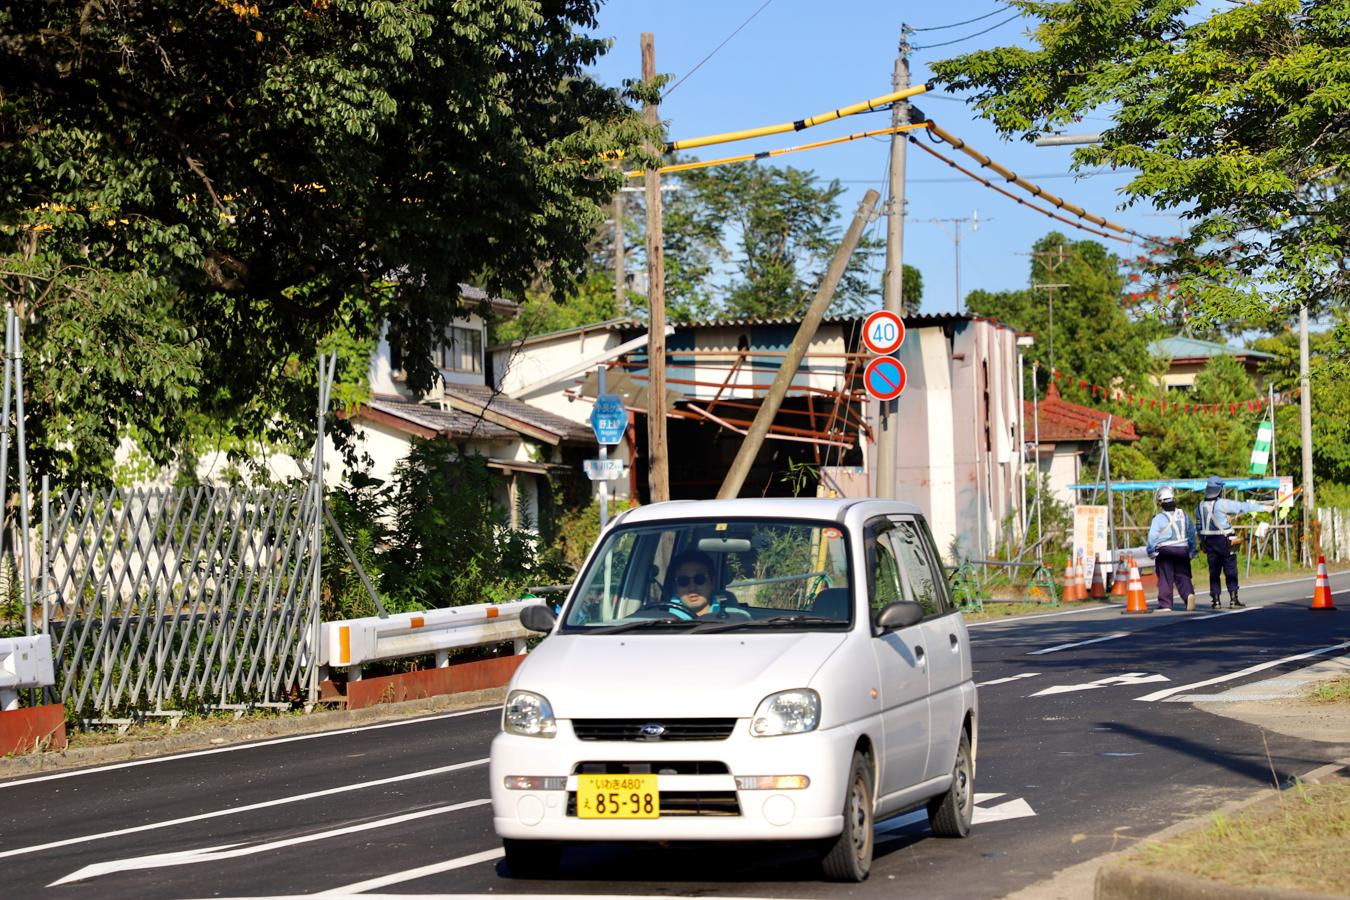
874, 600, 923, 632
520, 603, 557, 633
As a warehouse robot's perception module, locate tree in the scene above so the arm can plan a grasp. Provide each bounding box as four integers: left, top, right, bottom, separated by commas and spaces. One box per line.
1253, 323, 1350, 489
931, 0, 1350, 326
965, 233, 1159, 392
1, 0, 650, 482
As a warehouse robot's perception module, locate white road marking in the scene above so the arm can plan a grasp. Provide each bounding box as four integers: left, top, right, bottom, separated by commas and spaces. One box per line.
0, 757, 488, 861
49, 798, 491, 885
968, 603, 1119, 629
317, 847, 506, 895
973, 796, 1036, 824
1136, 640, 1350, 702
976, 673, 1041, 687
0, 704, 497, 789
1032, 672, 1169, 697
1027, 632, 1130, 655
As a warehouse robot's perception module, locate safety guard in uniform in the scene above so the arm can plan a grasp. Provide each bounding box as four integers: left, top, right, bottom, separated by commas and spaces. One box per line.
1146, 486, 1197, 611
1196, 475, 1272, 609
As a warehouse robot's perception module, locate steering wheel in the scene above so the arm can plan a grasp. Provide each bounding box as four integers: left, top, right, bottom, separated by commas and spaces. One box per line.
634, 599, 697, 620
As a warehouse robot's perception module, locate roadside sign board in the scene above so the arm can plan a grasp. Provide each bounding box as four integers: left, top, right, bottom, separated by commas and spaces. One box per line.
583, 458, 626, 481
861, 310, 906, 355
1072, 505, 1109, 568
590, 393, 627, 445
863, 356, 907, 401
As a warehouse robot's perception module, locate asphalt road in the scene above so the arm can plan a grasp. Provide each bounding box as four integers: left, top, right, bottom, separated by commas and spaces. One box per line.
3, 572, 1347, 899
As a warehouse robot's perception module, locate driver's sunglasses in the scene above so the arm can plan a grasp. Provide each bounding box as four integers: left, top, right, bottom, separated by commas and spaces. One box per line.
676, 573, 708, 588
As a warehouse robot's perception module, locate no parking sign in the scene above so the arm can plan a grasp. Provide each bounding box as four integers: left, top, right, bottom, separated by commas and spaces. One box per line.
863, 356, 907, 402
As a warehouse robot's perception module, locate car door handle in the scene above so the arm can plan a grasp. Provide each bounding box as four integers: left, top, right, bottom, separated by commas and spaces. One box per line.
949, 633, 960, 650
914, 645, 925, 661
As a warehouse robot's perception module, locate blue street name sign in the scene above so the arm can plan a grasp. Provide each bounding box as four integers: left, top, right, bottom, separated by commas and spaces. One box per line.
590, 393, 627, 445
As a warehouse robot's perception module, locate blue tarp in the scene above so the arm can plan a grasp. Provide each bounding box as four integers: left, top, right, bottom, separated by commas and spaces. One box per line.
1068, 478, 1283, 493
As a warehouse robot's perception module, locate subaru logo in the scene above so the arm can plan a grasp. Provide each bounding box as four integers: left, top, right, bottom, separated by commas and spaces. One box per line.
639, 723, 666, 740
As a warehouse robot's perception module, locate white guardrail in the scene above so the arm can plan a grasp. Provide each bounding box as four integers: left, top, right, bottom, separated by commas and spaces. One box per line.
0, 633, 55, 711
317, 599, 547, 681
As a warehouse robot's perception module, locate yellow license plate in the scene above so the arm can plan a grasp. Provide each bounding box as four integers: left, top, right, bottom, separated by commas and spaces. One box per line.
575, 773, 660, 819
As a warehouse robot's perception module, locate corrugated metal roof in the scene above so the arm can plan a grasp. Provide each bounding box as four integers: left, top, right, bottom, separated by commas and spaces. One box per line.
1149, 336, 1275, 361
1025, 383, 1139, 443
442, 384, 595, 444
364, 398, 520, 442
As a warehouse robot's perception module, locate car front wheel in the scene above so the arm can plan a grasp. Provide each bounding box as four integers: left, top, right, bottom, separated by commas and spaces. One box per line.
927, 729, 974, 838
820, 750, 874, 882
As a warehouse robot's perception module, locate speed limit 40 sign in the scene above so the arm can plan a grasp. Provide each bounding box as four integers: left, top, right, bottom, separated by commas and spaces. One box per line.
861, 310, 905, 355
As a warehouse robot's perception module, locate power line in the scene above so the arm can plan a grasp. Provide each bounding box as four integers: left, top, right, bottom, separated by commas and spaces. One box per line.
664, 0, 777, 99
911, 6, 1010, 32
912, 11, 1023, 50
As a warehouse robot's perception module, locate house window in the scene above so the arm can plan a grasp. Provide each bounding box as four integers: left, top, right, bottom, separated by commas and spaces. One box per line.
442, 326, 482, 374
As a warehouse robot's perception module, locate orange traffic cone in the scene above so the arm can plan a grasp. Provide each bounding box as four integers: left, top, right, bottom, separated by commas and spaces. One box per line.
1311, 555, 1337, 611
1111, 552, 1129, 597
1089, 554, 1107, 600
1122, 555, 1152, 614
1062, 558, 1082, 602
1074, 559, 1089, 602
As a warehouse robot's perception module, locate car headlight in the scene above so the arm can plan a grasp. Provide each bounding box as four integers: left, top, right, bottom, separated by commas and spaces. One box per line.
751, 688, 820, 736
503, 690, 556, 737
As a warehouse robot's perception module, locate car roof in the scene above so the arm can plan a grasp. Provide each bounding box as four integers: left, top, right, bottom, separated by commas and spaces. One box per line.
616, 497, 925, 526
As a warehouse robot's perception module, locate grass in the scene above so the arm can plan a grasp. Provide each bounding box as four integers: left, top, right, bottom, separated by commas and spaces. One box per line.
961, 601, 1080, 621
1121, 781, 1350, 895
61, 708, 301, 750
1307, 675, 1350, 705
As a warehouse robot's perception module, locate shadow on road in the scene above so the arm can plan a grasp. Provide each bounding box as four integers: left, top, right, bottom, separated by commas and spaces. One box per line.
1100, 719, 1307, 789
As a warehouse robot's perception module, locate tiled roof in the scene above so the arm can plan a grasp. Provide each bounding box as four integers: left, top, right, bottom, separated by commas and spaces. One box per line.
363, 398, 520, 442
1026, 383, 1139, 443
1149, 335, 1275, 361
442, 384, 595, 445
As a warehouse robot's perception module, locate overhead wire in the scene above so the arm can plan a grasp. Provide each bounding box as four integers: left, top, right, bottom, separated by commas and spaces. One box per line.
911, 11, 1024, 50
625, 123, 932, 177
910, 6, 1010, 32
664, 0, 778, 99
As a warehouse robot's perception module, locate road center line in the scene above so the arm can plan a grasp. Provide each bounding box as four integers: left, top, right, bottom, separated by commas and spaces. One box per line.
1027, 631, 1130, 655
1135, 640, 1350, 702
0, 704, 497, 789
0, 757, 488, 861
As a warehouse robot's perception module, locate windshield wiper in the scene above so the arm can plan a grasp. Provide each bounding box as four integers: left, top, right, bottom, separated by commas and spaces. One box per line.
589, 617, 699, 635
695, 614, 845, 633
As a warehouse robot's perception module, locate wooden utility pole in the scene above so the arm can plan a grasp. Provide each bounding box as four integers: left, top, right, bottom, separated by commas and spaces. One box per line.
717, 190, 881, 499
876, 29, 911, 500
642, 33, 669, 503
1299, 304, 1316, 559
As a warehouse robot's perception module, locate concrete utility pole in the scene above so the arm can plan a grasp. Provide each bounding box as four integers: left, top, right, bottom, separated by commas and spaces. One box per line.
1299, 304, 1315, 558
920, 211, 984, 312
642, 33, 669, 503
1028, 244, 1071, 375
876, 28, 910, 501
612, 185, 625, 314
718, 190, 881, 499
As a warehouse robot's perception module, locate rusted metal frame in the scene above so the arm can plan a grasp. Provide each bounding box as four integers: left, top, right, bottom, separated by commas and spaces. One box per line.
685, 404, 854, 447
705, 347, 747, 419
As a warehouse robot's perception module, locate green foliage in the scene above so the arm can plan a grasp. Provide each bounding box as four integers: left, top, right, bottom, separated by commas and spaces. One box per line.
1253, 323, 1350, 490
931, 0, 1350, 326
380, 440, 569, 608
965, 233, 1159, 391
557, 497, 639, 571
492, 272, 623, 344
1, 0, 651, 483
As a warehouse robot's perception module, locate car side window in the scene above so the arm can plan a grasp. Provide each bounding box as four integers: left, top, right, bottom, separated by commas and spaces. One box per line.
866, 520, 904, 611
891, 518, 943, 619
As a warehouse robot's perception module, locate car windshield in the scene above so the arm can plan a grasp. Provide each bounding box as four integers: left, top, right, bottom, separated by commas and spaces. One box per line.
560, 518, 853, 632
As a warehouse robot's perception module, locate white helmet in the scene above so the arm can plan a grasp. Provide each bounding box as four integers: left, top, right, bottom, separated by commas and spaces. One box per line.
1157, 486, 1175, 504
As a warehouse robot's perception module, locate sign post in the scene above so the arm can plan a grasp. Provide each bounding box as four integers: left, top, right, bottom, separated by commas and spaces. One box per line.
863, 310, 907, 498
590, 370, 628, 531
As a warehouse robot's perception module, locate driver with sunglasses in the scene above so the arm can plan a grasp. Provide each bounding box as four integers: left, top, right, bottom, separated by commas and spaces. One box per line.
666, 550, 749, 619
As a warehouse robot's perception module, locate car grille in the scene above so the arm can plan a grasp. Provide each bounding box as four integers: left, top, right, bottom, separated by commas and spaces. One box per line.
574, 761, 729, 776
571, 718, 737, 742
567, 791, 741, 817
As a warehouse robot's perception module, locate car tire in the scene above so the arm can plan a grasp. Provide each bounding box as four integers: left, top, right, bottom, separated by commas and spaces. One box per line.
503, 838, 561, 879
928, 729, 974, 838
820, 750, 874, 882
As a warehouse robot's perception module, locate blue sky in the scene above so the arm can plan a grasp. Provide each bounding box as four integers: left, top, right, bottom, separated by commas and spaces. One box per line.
583, 0, 1179, 316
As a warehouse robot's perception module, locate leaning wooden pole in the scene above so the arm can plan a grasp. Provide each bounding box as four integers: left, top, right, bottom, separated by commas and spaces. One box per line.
642, 32, 670, 503
716, 189, 881, 500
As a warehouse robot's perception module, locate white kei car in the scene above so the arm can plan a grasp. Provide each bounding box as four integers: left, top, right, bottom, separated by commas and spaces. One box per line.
490, 498, 977, 882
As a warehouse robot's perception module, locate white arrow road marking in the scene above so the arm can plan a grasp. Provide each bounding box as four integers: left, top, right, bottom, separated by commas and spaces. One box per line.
1032, 672, 1169, 697
2, 757, 488, 862
972, 796, 1037, 824
1027, 631, 1130, 655
977, 673, 1041, 687
316, 846, 506, 895
1136, 639, 1350, 702
49, 798, 490, 886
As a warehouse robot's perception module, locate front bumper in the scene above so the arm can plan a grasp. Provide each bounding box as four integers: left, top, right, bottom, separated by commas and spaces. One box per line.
490, 719, 864, 841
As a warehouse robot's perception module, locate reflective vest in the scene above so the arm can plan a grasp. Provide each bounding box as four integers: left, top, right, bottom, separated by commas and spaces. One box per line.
1157, 509, 1189, 548
1198, 500, 1230, 536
